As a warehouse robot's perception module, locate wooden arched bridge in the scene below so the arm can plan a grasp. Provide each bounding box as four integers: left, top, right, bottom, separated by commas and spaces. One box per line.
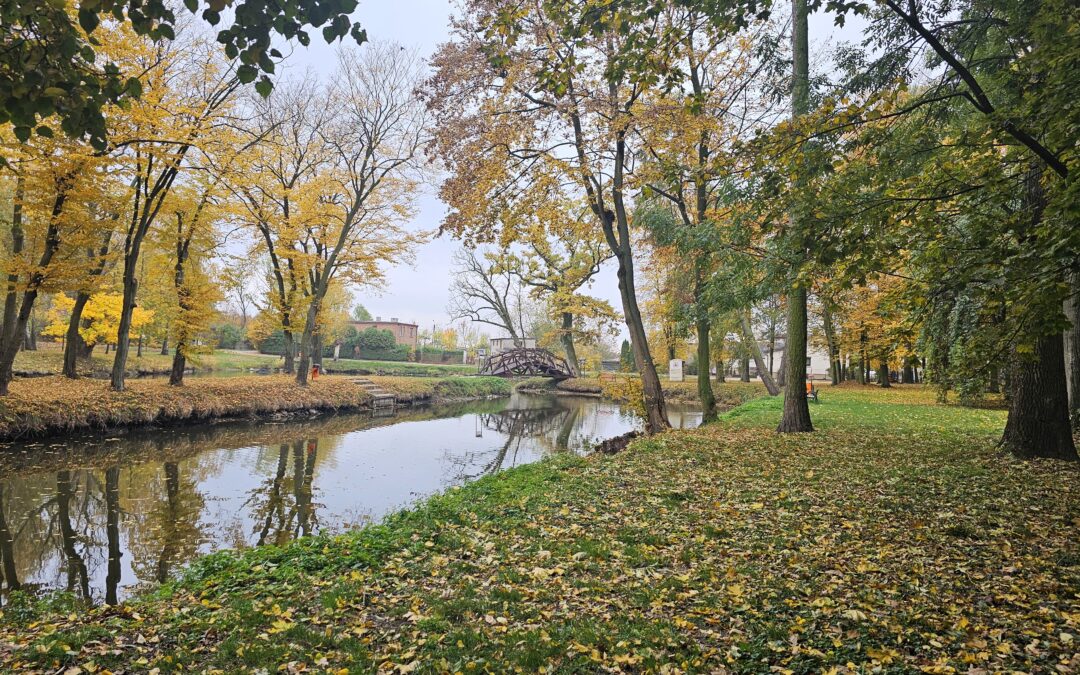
479, 348, 573, 380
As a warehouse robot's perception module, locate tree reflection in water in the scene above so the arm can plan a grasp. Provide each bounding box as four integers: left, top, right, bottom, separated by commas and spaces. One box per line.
245, 439, 320, 547
104, 466, 121, 605
56, 471, 89, 599
0, 483, 19, 592
447, 402, 584, 481
0, 394, 688, 603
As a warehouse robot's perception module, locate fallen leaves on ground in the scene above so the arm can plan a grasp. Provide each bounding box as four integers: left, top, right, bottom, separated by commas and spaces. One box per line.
2, 386, 1078, 674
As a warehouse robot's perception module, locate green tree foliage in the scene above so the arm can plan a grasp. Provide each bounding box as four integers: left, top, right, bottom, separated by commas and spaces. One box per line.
351, 304, 372, 321
0, 0, 367, 153
619, 340, 636, 373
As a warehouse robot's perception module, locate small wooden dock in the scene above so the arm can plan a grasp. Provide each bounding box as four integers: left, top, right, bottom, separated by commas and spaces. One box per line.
353, 378, 397, 413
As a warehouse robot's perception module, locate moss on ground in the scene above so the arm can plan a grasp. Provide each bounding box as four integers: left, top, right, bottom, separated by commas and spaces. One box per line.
3, 385, 1079, 674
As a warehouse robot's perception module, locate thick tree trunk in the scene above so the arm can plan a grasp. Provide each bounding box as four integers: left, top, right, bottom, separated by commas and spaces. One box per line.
1, 176, 24, 356
715, 358, 725, 383
878, 358, 891, 387
282, 330, 295, 374
778, 284, 814, 432
740, 355, 751, 382
1065, 272, 1080, 425
740, 310, 779, 395
160, 334, 169, 356
616, 246, 670, 433
696, 317, 716, 418
1000, 332, 1077, 460
777, 0, 813, 433
165, 227, 194, 386
560, 312, 579, 376
63, 293, 92, 378
110, 262, 139, 391
295, 298, 320, 386
169, 350, 187, 385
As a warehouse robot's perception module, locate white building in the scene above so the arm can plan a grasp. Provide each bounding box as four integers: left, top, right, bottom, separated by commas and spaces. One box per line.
488, 337, 537, 355
727, 338, 833, 382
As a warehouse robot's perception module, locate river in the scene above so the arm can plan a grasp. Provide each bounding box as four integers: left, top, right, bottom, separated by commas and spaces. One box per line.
0, 393, 701, 604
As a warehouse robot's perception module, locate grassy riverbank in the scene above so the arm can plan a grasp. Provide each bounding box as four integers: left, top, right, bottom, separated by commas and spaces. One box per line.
0, 375, 510, 440
5, 385, 1077, 673
12, 346, 478, 378
518, 375, 766, 405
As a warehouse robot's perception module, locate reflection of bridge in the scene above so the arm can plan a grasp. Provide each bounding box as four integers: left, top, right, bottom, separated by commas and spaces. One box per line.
479, 406, 570, 437
480, 348, 573, 379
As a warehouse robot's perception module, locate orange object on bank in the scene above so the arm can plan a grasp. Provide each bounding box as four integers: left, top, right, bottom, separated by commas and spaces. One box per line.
311, 364, 320, 380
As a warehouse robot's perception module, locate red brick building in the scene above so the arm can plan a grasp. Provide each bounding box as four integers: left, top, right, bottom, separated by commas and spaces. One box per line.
350, 318, 419, 348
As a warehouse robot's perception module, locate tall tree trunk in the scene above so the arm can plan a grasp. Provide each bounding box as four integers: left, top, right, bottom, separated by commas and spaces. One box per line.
740, 355, 751, 382
823, 302, 841, 385
296, 297, 321, 386
776, 348, 787, 387
616, 246, 670, 432
1000, 166, 1075, 458
110, 260, 139, 391
560, 312, 579, 376
63, 293, 92, 378
0, 193, 65, 395
715, 358, 725, 383
696, 316, 716, 416
282, 330, 295, 374
1, 174, 25, 363
1065, 271, 1080, 426
739, 311, 779, 395
777, 0, 813, 433
169, 232, 193, 386
878, 358, 891, 388
105, 465, 122, 605
779, 284, 814, 432
1000, 332, 1077, 460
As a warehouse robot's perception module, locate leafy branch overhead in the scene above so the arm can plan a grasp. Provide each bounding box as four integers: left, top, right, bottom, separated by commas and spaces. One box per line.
0, 0, 367, 150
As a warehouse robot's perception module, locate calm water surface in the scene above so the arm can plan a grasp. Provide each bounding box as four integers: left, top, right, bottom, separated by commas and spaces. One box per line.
0, 393, 700, 603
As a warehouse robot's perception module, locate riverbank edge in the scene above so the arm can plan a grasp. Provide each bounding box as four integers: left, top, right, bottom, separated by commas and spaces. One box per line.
0, 375, 512, 442
514, 375, 768, 406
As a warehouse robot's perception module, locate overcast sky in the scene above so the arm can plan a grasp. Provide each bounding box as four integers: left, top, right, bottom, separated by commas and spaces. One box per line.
278, 1, 865, 341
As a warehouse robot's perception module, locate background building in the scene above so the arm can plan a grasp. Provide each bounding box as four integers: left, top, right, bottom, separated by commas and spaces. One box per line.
350, 317, 419, 348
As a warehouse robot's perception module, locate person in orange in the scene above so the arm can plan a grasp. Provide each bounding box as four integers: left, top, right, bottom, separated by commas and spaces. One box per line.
311, 364, 320, 380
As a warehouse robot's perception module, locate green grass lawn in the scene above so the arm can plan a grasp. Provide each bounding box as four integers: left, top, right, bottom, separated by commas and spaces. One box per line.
13, 345, 477, 378
4, 385, 1079, 673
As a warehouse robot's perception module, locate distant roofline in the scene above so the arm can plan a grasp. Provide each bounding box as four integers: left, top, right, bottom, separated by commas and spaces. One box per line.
350, 319, 418, 328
